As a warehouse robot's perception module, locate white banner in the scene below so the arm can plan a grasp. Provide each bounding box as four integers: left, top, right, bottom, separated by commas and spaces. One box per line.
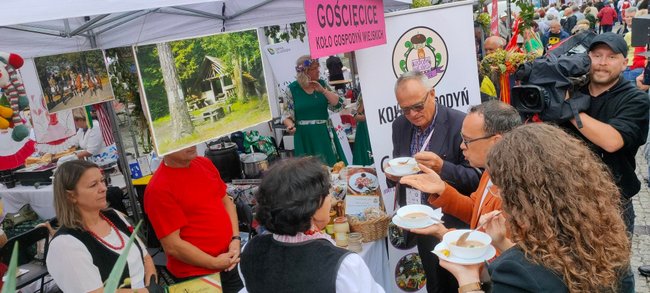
263, 40, 310, 103
355, 2, 481, 292
22, 58, 77, 151
329, 112, 353, 164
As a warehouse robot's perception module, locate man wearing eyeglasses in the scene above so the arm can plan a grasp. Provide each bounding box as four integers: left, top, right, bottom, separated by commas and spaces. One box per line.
389, 71, 481, 293
400, 101, 521, 242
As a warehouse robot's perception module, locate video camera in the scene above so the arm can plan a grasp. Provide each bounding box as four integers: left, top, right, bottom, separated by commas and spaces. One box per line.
510, 31, 596, 127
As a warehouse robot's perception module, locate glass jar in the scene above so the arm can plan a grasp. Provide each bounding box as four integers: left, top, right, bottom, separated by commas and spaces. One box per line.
335, 232, 349, 247
333, 217, 350, 234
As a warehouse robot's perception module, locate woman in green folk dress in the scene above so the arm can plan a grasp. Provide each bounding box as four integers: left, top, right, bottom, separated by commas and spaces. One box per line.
352, 95, 374, 166
282, 55, 346, 166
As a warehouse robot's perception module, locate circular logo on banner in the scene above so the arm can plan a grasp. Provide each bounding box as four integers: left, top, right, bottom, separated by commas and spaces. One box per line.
392, 26, 448, 88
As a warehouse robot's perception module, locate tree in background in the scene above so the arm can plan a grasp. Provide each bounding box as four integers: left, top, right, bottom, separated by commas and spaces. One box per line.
157, 42, 194, 140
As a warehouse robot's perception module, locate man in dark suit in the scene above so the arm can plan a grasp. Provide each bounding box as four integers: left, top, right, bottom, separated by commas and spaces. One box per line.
389, 71, 480, 293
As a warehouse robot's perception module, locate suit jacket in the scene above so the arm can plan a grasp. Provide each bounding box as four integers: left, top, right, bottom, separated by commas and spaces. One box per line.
391, 104, 480, 196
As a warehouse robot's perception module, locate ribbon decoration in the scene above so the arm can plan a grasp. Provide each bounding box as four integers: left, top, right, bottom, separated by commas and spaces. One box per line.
491, 0, 499, 36
499, 74, 511, 105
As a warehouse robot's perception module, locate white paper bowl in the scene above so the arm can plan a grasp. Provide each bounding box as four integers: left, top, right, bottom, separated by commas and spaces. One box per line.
442, 229, 492, 259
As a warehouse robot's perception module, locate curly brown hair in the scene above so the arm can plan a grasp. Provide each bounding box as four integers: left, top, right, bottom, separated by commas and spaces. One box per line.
486, 123, 630, 293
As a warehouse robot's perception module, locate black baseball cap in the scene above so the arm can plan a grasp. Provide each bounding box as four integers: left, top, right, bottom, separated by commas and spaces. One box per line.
589, 32, 628, 56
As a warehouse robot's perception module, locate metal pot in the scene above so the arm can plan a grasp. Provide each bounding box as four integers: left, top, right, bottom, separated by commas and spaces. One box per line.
240, 153, 269, 179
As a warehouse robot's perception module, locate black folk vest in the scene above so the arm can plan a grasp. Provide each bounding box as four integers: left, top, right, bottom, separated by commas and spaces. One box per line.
53, 209, 143, 287
240, 234, 350, 293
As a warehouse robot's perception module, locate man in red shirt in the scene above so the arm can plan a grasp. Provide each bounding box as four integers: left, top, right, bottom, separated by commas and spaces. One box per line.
598, 3, 618, 32
145, 146, 243, 292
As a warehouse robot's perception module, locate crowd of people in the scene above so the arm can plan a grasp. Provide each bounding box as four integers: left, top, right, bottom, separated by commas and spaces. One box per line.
17, 1, 648, 293
42, 69, 103, 106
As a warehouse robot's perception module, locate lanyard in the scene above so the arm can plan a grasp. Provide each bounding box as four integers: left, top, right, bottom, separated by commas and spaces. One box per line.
418, 105, 439, 153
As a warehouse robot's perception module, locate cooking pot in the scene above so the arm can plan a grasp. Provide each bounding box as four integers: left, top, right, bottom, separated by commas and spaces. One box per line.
240, 153, 269, 179
205, 142, 242, 182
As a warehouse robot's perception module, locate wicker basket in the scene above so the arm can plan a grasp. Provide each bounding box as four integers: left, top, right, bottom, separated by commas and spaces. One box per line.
348, 214, 391, 243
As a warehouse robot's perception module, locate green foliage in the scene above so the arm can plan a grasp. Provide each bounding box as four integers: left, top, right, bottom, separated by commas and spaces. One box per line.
1, 243, 18, 293
263, 22, 306, 43
476, 13, 491, 34
0, 94, 8, 107
514, 0, 535, 32
104, 221, 143, 293
105, 47, 154, 154
136, 45, 169, 121
412, 0, 432, 8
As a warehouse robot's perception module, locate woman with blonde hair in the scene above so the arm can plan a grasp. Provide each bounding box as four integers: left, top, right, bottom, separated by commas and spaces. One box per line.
281, 55, 346, 166
441, 123, 630, 293
46, 160, 162, 292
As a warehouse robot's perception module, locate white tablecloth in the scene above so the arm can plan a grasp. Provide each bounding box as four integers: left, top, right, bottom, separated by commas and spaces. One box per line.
359, 238, 391, 291
0, 184, 55, 220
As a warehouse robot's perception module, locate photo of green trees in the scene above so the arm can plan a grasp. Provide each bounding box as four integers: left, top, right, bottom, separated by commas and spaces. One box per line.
135, 29, 271, 155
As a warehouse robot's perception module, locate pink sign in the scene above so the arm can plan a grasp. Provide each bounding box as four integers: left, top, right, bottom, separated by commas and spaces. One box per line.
305, 0, 386, 58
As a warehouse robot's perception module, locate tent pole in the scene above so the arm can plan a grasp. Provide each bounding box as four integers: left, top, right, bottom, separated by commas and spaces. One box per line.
96, 9, 157, 35
85, 10, 145, 32
106, 102, 143, 224
0, 25, 63, 37
228, 0, 274, 19
170, 6, 226, 20
69, 14, 110, 36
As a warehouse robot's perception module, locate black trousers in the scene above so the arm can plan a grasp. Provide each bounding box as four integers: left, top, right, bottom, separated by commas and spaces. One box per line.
173, 267, 244, 293
398, 186, 466, 293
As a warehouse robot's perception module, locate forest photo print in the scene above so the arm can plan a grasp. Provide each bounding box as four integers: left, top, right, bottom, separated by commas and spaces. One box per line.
135, 29, 271, 155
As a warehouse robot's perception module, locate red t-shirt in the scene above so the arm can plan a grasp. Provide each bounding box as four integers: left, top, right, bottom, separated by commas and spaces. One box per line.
144, 156, 233, 278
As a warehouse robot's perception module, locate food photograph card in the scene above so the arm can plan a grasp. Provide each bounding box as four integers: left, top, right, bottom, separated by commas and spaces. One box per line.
345, 166, 382, 215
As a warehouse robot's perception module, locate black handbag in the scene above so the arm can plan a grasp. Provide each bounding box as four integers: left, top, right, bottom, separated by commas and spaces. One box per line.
3, 204, 39, 229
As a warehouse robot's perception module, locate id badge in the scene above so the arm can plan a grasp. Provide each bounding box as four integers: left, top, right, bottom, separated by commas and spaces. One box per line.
405, 188, 423, 205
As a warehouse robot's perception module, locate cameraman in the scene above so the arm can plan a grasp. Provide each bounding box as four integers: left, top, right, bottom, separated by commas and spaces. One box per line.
563, 33, 649, 292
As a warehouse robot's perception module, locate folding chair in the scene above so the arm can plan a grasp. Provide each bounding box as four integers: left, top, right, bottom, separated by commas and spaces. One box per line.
1, 225, 51, 292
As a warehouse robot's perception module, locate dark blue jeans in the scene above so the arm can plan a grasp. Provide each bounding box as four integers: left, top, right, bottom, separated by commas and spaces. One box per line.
619, 198, 635, 293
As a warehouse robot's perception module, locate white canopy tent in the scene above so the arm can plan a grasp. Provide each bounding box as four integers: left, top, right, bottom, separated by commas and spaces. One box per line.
1, 0, 412, 223
0, 0, 411, 58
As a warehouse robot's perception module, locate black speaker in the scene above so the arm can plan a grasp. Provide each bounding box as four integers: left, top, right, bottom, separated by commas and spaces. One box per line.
631, 15, 650, 47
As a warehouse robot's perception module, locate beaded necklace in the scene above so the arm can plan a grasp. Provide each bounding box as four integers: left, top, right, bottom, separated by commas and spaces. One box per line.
85, 213, 125, 250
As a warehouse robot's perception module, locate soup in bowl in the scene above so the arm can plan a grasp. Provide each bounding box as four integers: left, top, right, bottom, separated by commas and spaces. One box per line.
396, 204, 436, 226
388, 157, 417, 174
442, 229, 492, 259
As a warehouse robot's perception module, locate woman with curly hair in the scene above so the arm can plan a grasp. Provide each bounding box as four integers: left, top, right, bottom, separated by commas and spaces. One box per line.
239, 157, 383, 292
441, 123, 630, 293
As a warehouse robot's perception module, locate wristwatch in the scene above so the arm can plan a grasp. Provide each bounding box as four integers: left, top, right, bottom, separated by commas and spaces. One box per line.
231, 235, 242, 242
458, 282, 482, 293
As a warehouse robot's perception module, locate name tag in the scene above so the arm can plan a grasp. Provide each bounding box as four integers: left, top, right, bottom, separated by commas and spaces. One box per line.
405, 188, 422, 205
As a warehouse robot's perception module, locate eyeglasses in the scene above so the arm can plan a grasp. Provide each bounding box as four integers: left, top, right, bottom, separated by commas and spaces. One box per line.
460, 132, 495, 148
400, 91, 429, 115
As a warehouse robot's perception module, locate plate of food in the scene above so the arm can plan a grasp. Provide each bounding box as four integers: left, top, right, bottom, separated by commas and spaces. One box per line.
348, 172, 378, 194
